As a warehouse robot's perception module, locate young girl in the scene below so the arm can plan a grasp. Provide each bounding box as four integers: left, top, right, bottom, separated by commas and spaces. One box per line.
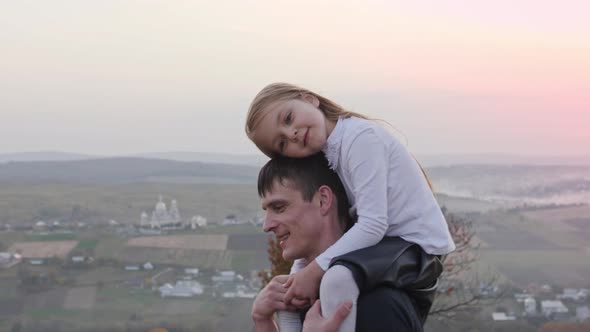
246, 82, 455, 331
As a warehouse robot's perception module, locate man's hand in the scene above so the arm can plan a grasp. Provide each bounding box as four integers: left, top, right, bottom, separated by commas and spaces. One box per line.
303, 299, 352, 332
284, 260, 325, 307
252, 274, 295, 330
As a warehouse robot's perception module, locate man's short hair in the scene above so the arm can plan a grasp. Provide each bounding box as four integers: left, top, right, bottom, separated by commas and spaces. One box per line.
257, 153, 354, 231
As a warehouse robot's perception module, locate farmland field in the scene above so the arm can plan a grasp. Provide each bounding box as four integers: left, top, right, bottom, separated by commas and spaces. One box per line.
63, 286, 96, 310
127, 234, 228, 250
473, 205, 590, 288
480, 250, 590, 287
9, 240, 78, 258
520, 204, 590, 222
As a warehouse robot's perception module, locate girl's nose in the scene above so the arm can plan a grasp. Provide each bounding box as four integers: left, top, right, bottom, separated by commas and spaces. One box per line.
290, 128, 298, 142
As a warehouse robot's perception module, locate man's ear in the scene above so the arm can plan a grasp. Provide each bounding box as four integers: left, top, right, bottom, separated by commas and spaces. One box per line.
301, 93, 320, 108
316, 185, 334, 216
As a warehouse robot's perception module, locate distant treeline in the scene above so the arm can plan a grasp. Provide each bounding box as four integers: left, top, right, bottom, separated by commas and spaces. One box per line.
0, 158, 258, 184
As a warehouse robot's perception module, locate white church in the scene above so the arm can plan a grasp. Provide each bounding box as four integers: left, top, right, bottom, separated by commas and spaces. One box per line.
139, 196, 206, 230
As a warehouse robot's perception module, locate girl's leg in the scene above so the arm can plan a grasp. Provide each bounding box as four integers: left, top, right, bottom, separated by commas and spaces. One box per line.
319, 265, 359, 332
277, 310, 302, 332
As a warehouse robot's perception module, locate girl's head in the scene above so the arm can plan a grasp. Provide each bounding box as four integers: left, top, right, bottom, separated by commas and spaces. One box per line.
245, 82, 367, 158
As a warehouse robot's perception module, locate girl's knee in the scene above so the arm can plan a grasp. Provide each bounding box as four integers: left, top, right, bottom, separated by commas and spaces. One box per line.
320, 265, 358, 297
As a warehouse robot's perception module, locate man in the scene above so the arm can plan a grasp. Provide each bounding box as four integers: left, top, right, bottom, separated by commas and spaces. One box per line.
251, 154, 430, 331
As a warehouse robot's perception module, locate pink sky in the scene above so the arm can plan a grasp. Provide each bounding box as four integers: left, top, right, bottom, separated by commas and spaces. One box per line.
0, 1, 588, 155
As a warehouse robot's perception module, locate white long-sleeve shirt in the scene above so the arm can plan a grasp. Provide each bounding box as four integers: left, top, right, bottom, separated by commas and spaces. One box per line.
301, 116, 455, 271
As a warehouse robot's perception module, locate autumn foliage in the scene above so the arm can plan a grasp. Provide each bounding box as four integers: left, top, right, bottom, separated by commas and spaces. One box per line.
258, 235, 292, 287
537, 321, 590, 332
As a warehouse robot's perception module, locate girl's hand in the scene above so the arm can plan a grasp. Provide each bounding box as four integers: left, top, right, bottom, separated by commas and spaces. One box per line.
284, 260, 325, 306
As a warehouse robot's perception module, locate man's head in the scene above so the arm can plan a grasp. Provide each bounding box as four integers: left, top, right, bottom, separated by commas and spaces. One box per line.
257, 153, 353, 262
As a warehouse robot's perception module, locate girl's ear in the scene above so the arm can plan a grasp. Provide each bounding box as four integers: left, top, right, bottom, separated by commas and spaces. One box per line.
301, 93, 320, 108
317, 185, 334, 215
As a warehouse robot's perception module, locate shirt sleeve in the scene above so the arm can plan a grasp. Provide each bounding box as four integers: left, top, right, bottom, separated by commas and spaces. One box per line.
316, 128, 390, 270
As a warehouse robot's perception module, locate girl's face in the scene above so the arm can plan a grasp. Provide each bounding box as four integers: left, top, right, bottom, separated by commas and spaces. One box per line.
250, 95, 335, 158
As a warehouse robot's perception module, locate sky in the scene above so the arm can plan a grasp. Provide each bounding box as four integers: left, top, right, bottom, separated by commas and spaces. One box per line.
1, 0, 588, 157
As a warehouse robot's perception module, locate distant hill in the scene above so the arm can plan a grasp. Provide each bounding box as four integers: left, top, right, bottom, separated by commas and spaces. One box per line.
2, 151, 588, 167
416, 153, 590, 167
0, 151, 99, 163
0, 151, 268, 167
131, 151, 268, 167
0, 158, 259, 184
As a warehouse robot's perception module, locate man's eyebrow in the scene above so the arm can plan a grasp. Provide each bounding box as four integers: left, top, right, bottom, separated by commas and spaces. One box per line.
263, 199, 286, 210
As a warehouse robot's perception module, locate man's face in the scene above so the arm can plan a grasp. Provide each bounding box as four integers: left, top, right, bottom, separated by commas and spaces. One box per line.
261, 179, 323, 262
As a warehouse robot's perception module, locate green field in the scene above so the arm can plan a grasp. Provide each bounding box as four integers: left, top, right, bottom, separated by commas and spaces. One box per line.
0, 182, 262, 226
25, 233, 76, 241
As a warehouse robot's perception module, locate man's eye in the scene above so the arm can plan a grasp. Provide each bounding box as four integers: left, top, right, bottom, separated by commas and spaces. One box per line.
285, 112, 292, 124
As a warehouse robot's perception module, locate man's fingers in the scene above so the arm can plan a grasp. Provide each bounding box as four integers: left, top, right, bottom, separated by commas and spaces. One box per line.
274, 300, 295, 311
274, 275, 290, 283
291, 298, 310, 308
308, 299, 322, 316
268, 282, 288, 295
283, 275, 294, 288
284, 286, 295, 303
309, 294, 318, 303
328, 300, 352, 328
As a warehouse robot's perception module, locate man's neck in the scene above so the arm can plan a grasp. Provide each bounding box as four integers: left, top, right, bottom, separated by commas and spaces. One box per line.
305, 215, 345, 263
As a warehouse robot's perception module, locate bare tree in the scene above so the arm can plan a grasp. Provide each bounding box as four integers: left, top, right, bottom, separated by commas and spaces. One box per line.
258, 235, 292, 287
429, 207, 499, 319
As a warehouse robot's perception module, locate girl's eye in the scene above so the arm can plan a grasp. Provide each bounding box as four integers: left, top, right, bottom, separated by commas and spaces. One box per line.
278, 138, 286, 152
285, 112, 292, 124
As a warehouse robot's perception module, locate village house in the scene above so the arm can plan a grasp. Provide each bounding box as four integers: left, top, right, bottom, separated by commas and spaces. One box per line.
524, 297, 537, 315
189, 215, 207, 229
212, 270, 236, 283
159, 280, 203, 298
0, 252, 12, 265
124, 265, 140, 271
492, 312, 516, 321
558, 288, 589, 301
184, 268, 199, 276
576, 306, 590, 321
71, 256, 85, 263
29, 259, 44, 265
541, 300, 569, 317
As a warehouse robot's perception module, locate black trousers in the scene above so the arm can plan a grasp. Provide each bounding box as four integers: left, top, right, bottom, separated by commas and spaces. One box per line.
331, 237, 443, 328
300, 237, 442, 331
356, 286, 424, 332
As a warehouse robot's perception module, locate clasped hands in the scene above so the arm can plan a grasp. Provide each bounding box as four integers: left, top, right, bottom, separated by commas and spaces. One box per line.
283, 260, 325, 309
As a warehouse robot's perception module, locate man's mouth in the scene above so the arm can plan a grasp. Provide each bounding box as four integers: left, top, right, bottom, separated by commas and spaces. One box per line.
303, 128, 309, 147
277, 233, 290, 247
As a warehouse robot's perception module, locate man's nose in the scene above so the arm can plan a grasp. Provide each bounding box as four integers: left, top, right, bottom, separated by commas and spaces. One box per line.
263, 216, 277, 233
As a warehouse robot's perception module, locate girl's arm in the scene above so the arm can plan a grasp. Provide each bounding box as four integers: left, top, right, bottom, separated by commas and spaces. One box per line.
316, 129, 389, 270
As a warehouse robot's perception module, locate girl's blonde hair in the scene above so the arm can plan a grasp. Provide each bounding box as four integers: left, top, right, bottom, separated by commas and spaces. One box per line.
245, 82, 368, 140
245, 82, 434, 190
